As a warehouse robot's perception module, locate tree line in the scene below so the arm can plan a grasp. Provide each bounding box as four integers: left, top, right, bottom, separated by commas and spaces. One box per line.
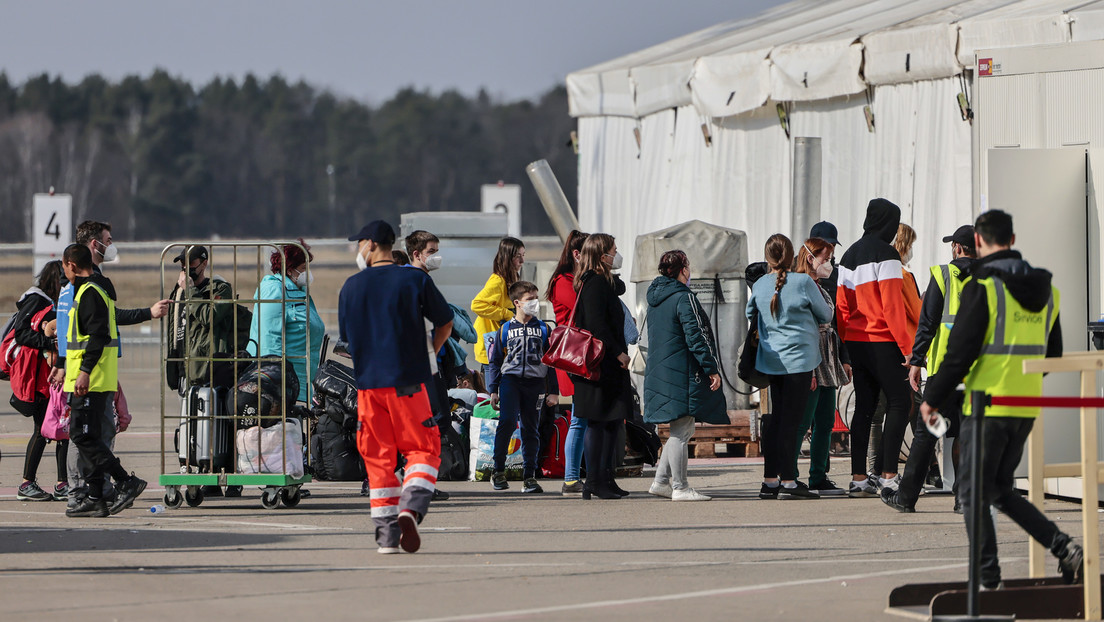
0, 71, 577, 242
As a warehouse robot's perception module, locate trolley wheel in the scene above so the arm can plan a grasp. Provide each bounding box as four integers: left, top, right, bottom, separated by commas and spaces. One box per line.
164, 487, 183, 509
280, 487, 301, 508
184, 486, 204, 507
261, 488, 280, 510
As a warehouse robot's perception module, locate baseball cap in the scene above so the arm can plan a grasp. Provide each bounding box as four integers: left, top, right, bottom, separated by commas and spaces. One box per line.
173, 245, 209, 264
942, 225, 975, 246
348, 220, 396, 245
809, 221, 840, 246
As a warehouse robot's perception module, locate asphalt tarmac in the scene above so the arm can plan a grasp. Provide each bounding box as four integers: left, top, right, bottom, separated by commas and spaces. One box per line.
0, 371, 1093, 622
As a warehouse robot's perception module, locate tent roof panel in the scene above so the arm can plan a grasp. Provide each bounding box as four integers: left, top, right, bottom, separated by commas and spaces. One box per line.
568, 0, 1103, 118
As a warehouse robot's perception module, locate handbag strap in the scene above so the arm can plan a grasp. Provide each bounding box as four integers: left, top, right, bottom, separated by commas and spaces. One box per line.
565, 272, 592, 328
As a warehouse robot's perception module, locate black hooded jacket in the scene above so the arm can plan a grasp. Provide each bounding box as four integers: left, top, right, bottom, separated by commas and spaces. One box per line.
836, 198, 913, 356
908, 256, 975, 368
922, 249, 1062, 409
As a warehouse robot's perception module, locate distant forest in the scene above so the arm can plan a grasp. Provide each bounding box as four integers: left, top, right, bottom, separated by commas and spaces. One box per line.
0, 71, 578, 242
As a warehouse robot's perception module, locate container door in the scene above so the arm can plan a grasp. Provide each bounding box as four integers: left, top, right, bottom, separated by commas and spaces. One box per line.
988, 148, 1088, 492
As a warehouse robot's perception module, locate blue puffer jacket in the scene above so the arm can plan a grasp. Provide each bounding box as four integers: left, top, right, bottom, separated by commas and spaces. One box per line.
247, 274, 325, 403
642, 276, 727, 425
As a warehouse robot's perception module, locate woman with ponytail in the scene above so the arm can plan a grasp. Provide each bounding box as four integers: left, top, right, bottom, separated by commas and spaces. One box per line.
746, 234, 833, 500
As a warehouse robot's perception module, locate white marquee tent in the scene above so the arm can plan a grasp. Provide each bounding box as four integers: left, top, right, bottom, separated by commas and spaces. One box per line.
567, 0, 1104, 300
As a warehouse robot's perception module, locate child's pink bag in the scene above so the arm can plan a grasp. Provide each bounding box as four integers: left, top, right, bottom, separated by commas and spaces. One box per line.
42, 385, 70, 441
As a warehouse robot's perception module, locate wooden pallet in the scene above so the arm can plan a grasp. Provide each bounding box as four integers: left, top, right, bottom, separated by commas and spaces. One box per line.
656, 410, 759, 458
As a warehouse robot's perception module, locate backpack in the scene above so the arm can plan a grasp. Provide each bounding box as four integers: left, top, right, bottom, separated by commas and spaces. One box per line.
208, 276, 252, 352
437, 425, 468, 481
10, 305, 53, 402
493, 320, 551, 362
0, 323, 19, 381
309, 406, 365, 481
0, 311, 19, 381
229, 302, 253, 354
0, 290, 44, 381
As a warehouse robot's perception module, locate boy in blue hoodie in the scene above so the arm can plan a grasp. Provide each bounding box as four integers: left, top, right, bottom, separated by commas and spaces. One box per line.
487, 281, 558, 493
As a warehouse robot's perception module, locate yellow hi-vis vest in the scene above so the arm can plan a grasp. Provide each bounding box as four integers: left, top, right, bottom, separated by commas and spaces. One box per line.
963, 276, 1058, 418
927, 264, 969, 376
64, 282, 119, 393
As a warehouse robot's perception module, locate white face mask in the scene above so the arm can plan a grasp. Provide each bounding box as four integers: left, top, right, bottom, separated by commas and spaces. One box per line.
355, 247, 368, 271
520, 299, 540, 317
901, 250, 913, 266
97, 241, 118, 263
295, 271, 314, 288
815, 259, 833, 279
425, 254, 443, 272
605, 251, 624, 270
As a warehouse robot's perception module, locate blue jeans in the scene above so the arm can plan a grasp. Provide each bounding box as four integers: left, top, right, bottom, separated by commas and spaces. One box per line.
564, 413, 588, 482
494, 376, 544, 475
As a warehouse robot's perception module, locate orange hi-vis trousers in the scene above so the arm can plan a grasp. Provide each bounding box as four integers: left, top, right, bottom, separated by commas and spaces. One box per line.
356, 385, 441, 547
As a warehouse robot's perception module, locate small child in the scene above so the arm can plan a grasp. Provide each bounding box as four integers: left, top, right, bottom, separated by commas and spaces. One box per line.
486, 281, 558, 493
448, 369, 489, 410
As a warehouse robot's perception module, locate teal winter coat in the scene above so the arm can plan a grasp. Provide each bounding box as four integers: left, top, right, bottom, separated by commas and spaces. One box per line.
247, 274, 325, 403
642, 276, 727, 425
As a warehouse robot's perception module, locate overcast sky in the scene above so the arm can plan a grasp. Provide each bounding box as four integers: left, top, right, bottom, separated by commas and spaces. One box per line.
0, 0, 788, 103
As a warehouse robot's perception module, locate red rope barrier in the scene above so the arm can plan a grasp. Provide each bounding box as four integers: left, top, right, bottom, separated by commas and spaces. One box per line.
989, 396, 1104, 408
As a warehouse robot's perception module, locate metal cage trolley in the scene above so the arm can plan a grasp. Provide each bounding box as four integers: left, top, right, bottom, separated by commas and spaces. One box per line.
158, 242, 315, 510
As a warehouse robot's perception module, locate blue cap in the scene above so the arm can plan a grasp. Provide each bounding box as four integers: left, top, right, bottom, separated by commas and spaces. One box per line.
349, 220, 396, 245
809, 221, 840, 246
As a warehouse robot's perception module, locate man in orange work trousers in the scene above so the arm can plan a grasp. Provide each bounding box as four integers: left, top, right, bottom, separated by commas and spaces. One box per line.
339, 221, 454, 554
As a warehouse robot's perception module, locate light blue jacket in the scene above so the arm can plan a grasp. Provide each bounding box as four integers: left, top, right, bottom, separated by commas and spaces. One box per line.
746, 271, 832, 375
247, 274, 325, 403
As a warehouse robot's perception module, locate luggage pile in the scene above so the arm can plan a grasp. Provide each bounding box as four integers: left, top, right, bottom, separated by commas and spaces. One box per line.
309, 360, 366, 482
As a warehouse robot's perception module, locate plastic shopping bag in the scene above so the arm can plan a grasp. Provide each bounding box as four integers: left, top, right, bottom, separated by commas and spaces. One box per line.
467, 400, 523, 481
236, 420, 305, 479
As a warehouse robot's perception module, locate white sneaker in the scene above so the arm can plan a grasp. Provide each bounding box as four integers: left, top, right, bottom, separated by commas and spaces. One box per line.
377, 546, 402, 554
648, 482, 673, 498
672, 488, 711, 502
848, 478, 879, 498
878, 475, 901, 492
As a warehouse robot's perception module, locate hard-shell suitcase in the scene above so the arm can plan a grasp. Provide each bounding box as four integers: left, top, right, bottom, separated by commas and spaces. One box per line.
177, 386, 234, 473
539, 411, 569, 478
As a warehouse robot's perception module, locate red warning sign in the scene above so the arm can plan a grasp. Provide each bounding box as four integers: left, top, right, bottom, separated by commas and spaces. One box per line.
978, 58, 993, 76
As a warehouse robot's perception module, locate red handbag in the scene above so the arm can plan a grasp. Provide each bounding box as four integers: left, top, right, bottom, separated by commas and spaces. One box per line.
541, 286, 605, 381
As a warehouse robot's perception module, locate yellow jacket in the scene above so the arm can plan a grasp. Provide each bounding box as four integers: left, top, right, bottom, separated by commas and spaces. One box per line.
471, 273, 514, 365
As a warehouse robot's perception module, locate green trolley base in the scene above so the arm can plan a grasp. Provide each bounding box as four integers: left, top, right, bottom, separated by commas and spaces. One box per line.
158, 474, 312, 510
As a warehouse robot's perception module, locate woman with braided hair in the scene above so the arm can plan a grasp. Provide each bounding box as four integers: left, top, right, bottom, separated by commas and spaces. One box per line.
746, 234, 833, 500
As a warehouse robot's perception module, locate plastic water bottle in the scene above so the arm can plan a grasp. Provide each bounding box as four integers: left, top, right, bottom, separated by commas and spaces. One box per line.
149, 504, 167, 514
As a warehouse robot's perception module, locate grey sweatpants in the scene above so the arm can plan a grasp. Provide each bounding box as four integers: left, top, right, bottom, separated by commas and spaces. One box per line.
67, 391, 116, 503
653, 415, 696, 491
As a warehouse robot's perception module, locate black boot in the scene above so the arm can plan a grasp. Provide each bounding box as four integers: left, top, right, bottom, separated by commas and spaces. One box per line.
581, 479, 620, 500
600, 421, 628, 497
606, 471, 630, 497
582, 424, 619, 500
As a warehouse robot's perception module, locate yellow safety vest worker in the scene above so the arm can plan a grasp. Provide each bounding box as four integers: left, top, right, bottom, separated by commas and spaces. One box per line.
64, 282, 119, 393
926, 263, 969, 375
963, 276, 1058, 418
